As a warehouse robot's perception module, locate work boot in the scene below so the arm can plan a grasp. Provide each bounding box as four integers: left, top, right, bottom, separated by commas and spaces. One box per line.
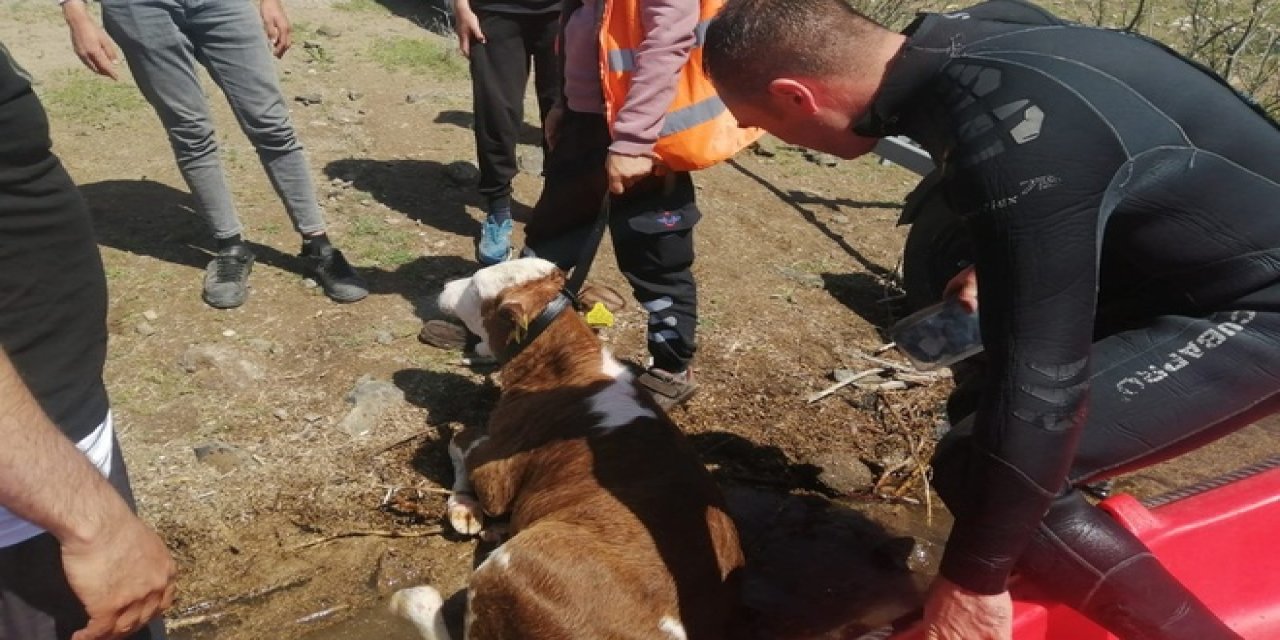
303, 244, 368, 303
636, 365, 698, 411
202, 244, 255, 309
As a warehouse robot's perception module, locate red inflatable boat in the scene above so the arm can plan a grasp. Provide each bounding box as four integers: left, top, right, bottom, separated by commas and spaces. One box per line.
879, 455, 1280, 640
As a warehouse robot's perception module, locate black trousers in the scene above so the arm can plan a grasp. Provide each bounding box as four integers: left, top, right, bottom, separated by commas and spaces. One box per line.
524, 110, 700, 372
905, 202, 1261, 639
468, 9, 559, 205
0, 442, 166, 640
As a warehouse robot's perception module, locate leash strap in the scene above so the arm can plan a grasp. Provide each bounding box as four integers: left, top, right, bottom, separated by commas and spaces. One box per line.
562, 192, 613, 306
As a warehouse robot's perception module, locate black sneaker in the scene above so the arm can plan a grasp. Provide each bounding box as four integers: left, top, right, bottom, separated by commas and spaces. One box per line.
203, 244, 255, 309
304, 245, 368, 303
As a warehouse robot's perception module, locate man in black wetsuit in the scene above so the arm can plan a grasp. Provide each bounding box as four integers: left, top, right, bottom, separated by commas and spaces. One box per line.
705, 1, 1280, 639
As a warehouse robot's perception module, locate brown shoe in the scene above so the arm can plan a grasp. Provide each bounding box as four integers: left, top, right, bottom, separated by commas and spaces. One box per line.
418, 319, 469, 350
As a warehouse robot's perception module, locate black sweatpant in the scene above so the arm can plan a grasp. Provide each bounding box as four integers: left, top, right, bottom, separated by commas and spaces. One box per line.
0, 442, 166, 640
524, 110, 700, 372
468, 9, 559, 206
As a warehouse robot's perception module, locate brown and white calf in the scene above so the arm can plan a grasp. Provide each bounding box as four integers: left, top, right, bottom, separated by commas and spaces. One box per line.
390, 258, 743, 639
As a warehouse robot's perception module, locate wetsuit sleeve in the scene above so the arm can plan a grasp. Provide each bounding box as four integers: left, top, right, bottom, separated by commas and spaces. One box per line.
939, 138, 1108, 595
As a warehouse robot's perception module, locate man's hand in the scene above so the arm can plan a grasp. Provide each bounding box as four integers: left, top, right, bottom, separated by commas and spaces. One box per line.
61, 510, 176, 640
260, 0, 292, 58
944, 264, 978, 313
606, 152, 654, 195
62, 0, 119, 80
452, 0, 486, 57
919, 576, 1012, 640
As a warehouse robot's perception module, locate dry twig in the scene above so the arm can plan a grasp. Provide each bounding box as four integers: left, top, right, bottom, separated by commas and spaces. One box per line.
289, 526, 445, 551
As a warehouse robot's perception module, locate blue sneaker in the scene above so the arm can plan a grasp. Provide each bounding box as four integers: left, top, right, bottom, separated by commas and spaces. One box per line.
476, 217, 514, 265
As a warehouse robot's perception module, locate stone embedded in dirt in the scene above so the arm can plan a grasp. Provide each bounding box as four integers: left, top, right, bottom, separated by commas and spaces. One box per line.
346, 89, 363, 101
517, 146, 544, 175
193, 441, 257, 474
831, 214, 850, 225
222, 329, 236, 337
337, 376, 405, 437
405, 93, 426, 104
142, 309, 159, 321
811, 452, 877, 494
875, 535, 942, 574
444, 160, 480, 186
316, 25, 342, 37
272, 408, 289, 421
177, 344, 267, 389
135, 321, 157, 336
295, 93, 323, 106
375, 330, 394, 345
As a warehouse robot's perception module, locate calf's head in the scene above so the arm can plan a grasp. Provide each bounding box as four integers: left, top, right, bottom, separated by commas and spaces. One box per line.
436, 258, 567, 360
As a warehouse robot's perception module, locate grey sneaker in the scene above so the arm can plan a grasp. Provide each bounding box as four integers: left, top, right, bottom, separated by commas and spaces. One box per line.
202, 244, 255, 309
304, 245, 368, 303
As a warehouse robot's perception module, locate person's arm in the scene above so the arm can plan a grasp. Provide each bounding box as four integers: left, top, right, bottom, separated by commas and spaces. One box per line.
260, 0, 292, 58
605, 0, 698, 194
0, 350, 175, 640
452, 0, 486, 57
61, 0, 119, 80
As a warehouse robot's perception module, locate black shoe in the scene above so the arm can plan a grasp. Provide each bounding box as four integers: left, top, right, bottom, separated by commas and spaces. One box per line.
203, 244, 255, 309
303, 245, 368, 303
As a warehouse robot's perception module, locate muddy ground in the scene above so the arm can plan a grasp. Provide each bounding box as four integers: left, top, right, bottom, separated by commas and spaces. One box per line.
2, 1, 1278, 638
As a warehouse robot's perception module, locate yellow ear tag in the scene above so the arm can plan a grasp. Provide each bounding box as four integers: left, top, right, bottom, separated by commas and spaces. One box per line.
585, 302, 615, 329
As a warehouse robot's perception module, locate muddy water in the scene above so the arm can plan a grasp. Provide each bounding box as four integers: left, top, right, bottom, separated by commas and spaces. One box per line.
298, 485, 946, 640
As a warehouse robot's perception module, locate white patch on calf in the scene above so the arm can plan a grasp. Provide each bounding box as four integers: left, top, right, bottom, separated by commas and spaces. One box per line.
601, 348, 629, 380
471, 258, 559, 301
588, 380, 656, 432
659, 615, 688, 640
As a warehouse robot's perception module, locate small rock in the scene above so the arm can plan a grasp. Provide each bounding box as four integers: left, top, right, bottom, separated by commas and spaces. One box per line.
517, 146, 544, 175
375, 330, 394, 345
337, 376, 405, 437
304, 413, 324, 423
193, 442, 256, 474
272, 408, 289, 421
302, 278, 319, 289
295, 93, 323, 106
142, 310, 160, 321
222, 329, 237, 337
804, 150, 839, 167
135, 321, 157, 336
346, 89, 363, 101
405, 93, 426, 104
316, 25, 342, 37
811, 452, 876, 494
831, 214, 850, 224
444, 161, 480, 186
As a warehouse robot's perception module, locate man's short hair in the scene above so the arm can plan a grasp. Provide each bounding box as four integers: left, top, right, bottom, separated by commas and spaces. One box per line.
705, 0, 885, 99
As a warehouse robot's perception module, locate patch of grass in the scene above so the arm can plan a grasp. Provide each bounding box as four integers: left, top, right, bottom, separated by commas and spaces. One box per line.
343, 214, 420, 268
40, 70, 147, 124
368, 36, 465, 78
334, 0, 390, 14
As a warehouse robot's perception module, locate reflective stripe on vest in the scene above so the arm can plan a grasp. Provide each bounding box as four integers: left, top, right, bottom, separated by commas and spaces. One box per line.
606, 18, 713, 74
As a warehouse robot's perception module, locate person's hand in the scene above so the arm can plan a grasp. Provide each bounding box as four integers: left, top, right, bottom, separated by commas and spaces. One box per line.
606, 152, 655, 195
544, 102, 565, 150
918, 576, 1012, 640
63, 1, 120, 80
452, 1, 485, 57
260, 0, 292, 58
60, 511, 177, 640
944, 264, 978, 313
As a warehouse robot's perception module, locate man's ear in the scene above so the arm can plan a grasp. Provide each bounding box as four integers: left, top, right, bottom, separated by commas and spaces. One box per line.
767, 78, 821, 115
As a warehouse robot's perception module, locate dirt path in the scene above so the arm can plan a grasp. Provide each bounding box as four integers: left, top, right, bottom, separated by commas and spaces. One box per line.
3, 1, 1279, 637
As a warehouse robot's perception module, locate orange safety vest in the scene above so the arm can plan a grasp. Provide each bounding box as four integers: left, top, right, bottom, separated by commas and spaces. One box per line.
598, 0, 762, 172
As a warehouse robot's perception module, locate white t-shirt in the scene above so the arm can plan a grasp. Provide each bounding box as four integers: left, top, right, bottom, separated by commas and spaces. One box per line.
0, 412, 115, 547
